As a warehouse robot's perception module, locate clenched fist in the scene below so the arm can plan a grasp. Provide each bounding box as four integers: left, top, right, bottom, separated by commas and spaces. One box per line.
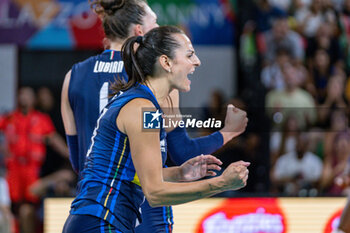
220, 104, 248, 144
220, 160, 250, 191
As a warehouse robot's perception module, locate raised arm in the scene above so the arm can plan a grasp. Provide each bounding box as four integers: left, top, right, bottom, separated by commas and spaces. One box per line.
164, 89, 248, 165
61, 70, 79, 173
118, 98, 249, 207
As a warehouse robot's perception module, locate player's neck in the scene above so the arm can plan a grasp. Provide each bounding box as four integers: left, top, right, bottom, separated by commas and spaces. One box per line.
145, 77, 171, 105
108, 41, 123, 51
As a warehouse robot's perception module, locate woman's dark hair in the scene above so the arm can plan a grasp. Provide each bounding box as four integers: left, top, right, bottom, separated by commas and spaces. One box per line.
90, 0, 146, 40
111, 25, 184, 93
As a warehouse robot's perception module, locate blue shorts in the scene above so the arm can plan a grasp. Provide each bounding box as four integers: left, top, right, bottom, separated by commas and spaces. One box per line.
62, 214, 124, 233
135, 200, 173, 233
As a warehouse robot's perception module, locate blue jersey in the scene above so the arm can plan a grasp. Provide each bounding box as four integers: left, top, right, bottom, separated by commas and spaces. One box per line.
70, 84, 167, 232
68, 50, 127, 173
69, 50, 174, 233
63, 214, 123, 233
136, 201, 173, 233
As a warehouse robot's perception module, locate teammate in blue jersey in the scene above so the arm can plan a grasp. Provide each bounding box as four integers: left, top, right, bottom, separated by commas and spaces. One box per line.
61, 0, 248, 232
62, 25, 250, 233
63, 49, 127, 174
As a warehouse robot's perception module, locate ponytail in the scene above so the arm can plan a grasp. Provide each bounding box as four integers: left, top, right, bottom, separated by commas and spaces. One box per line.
110, 36, 145, 94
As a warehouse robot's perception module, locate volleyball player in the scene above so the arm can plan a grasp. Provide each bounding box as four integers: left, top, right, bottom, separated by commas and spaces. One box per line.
61, 0, 248, 232
62, 25, 249, 233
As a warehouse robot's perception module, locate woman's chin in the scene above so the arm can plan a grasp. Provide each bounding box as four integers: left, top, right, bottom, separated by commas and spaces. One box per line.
182, 85, 191, 92
184, 80, 191, 92
175, 84, 191, 92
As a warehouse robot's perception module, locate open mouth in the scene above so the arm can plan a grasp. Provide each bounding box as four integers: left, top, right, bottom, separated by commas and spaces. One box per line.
188, 70, 195, 78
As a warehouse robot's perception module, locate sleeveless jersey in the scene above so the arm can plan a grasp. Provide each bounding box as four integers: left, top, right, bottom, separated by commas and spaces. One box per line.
68, 50, 127, 173
70, 84, 167, 233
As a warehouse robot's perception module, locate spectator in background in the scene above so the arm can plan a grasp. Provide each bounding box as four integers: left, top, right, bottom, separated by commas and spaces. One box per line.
318, 75, 348, 125
295, 0, 336, 38
260, 47, 292, 90
270, 114, 299, 166
271, 133, 323, 196
258, 15, 305, 66
323, 109, 349, 162
295, 0, 324, 37
320, 131, 350, 195
36, 87, 55, 114
309, 50, 335, 103
266, 63, 316, 130
0, 87, 68, 233
253, 0, 286, 33
306, 23, 343, 72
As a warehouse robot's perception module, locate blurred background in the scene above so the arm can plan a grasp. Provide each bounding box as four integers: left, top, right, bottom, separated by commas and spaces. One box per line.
1, 0, 350, 232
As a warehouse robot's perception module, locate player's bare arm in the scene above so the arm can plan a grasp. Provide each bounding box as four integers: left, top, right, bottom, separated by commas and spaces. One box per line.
162, 89, 248, 144
118, 98, 250, 207
61, 70, 77, 135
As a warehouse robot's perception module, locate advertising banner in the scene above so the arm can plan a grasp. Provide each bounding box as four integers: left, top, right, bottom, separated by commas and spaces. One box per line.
0, 0, 236, 49
44, 197, 346, 233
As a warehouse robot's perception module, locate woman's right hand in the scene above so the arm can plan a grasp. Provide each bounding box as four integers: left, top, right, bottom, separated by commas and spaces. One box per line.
220, 160, 250, 191
220, 105, 248, 144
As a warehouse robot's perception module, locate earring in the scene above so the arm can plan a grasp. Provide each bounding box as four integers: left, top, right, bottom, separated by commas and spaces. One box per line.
168, 69, 171, 73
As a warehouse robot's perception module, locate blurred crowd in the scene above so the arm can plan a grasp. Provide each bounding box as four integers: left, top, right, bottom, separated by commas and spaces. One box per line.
223, 0, 350, 198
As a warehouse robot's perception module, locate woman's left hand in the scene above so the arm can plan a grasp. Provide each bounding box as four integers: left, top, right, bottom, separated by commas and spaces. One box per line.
179, 155, 222, 182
